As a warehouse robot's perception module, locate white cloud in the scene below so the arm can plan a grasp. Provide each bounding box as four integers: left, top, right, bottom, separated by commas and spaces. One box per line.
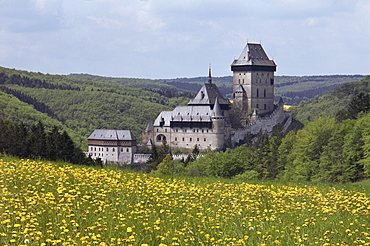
0, 0, 369, 78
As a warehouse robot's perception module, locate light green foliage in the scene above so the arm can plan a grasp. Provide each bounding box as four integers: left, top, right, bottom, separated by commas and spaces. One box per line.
155, 154, 174, 176
281, 118, 336, 181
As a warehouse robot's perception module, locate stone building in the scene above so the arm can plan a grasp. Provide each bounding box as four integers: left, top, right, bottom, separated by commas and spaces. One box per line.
142, 68, 231, 151
143, 42, 292, 151
87, 129, 137, 164
231, 43, 277, 115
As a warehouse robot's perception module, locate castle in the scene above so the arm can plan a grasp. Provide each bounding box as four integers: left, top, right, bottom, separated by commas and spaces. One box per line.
87, 43, 292, 164
142, 43, 292, 152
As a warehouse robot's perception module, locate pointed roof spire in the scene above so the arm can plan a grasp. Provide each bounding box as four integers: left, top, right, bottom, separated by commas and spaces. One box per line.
278, 97, 284, 105
213, 97, 223, 117
208, 64, 212, 84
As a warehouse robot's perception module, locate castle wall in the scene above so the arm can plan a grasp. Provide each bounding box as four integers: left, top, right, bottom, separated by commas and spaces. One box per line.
231, 105, 292, 145
151, 125, 228, 151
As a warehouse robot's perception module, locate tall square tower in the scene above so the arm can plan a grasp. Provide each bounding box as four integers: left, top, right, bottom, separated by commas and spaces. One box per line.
231, 43, 276, 115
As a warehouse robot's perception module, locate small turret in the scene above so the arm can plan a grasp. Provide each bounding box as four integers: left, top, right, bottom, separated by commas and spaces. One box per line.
208, 65, 212, 84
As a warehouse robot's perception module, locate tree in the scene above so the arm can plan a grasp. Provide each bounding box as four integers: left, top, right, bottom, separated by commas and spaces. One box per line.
27, 121, 47, 159
156, 154, 174, 176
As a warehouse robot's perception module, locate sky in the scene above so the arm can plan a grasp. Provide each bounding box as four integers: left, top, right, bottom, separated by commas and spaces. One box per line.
0, 0, 369, 79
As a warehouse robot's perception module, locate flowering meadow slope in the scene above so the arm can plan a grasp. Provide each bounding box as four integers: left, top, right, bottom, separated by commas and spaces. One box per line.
1, 158, 369, 245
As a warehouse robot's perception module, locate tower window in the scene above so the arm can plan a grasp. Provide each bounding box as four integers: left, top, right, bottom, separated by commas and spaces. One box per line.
264, 89, 266, 97
256, 89, 259, 97
256, 104, 259, 109
270, 78, 274, 85
264, 104, 267, 110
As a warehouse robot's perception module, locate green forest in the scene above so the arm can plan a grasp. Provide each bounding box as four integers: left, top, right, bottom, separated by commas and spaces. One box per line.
69, 73, 364, 105
1, 65, 370, 183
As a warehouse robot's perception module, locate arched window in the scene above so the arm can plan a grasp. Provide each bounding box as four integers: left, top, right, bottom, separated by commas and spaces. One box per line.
156, 134, 166, 142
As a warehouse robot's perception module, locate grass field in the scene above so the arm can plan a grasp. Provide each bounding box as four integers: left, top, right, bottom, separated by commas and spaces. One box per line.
1, 157, 369, 245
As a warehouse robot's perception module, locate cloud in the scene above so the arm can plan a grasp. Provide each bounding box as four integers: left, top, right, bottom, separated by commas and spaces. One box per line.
0, 0, 369, 78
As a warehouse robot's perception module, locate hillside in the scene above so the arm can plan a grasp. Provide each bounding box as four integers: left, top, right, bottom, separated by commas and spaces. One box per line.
290, 75, 370, 123
0, 67, 190, 149
68, 73, 364, 104
0, 65, 366, 150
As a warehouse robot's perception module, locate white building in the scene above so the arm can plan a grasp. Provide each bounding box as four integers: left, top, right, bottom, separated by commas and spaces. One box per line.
87, 129, 137, 164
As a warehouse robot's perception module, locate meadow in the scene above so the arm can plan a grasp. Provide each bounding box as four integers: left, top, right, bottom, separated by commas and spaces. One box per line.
1, 157, 369, 245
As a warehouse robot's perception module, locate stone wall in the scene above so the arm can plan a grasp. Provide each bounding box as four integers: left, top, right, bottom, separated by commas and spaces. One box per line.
231, 104, 292, 145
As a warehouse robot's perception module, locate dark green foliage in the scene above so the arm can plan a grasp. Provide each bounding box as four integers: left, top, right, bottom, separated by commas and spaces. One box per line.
336, 92, 370, 121
145, 140, 171, 173
0, 120, 100, 166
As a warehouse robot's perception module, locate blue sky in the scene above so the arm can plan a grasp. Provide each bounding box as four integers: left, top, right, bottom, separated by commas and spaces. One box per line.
0, 0, 369, 78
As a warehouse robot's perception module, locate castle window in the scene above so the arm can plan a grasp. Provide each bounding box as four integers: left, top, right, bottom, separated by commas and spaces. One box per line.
156, 134, 166, 142
242, 79, 244, 84
126, 148, 129, 152
264, 104, 267, 110
264, 89, 266, 97
107, 148, 109, 151
256, 104, 259, 109
182, 137, 185, 141
270, 78, 274, 85
156, 129, 158, 132
190, 138, 192, 141
113, 148, 115, 152
204, 138, 206, 141
121, 148, 123, 152
256, 89, 259, 97
175, 137, 177, 141
197, 138, 199, 141
165, 129, 167, 132
238, 79, 240, 83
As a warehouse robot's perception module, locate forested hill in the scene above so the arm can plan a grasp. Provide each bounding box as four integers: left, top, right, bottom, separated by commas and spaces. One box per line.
68, 73, 364, 105
0, 65, 366, 150
0, 66, 190, 149
291, 75, 370, 123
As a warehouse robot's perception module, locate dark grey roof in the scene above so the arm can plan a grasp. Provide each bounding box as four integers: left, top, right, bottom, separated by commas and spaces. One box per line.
213, 97, 223, 117
231, 43, 276, 67
146, 139, 153, 146
145, 121, 154, 132
188, 83, 230, 107
153, 106, 213, 127
235, 85, 246, 93
88, 129, 136, 141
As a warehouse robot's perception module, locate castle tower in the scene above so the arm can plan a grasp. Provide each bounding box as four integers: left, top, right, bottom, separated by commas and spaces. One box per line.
211, 97, 225, 149
231, 43, 276, 115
